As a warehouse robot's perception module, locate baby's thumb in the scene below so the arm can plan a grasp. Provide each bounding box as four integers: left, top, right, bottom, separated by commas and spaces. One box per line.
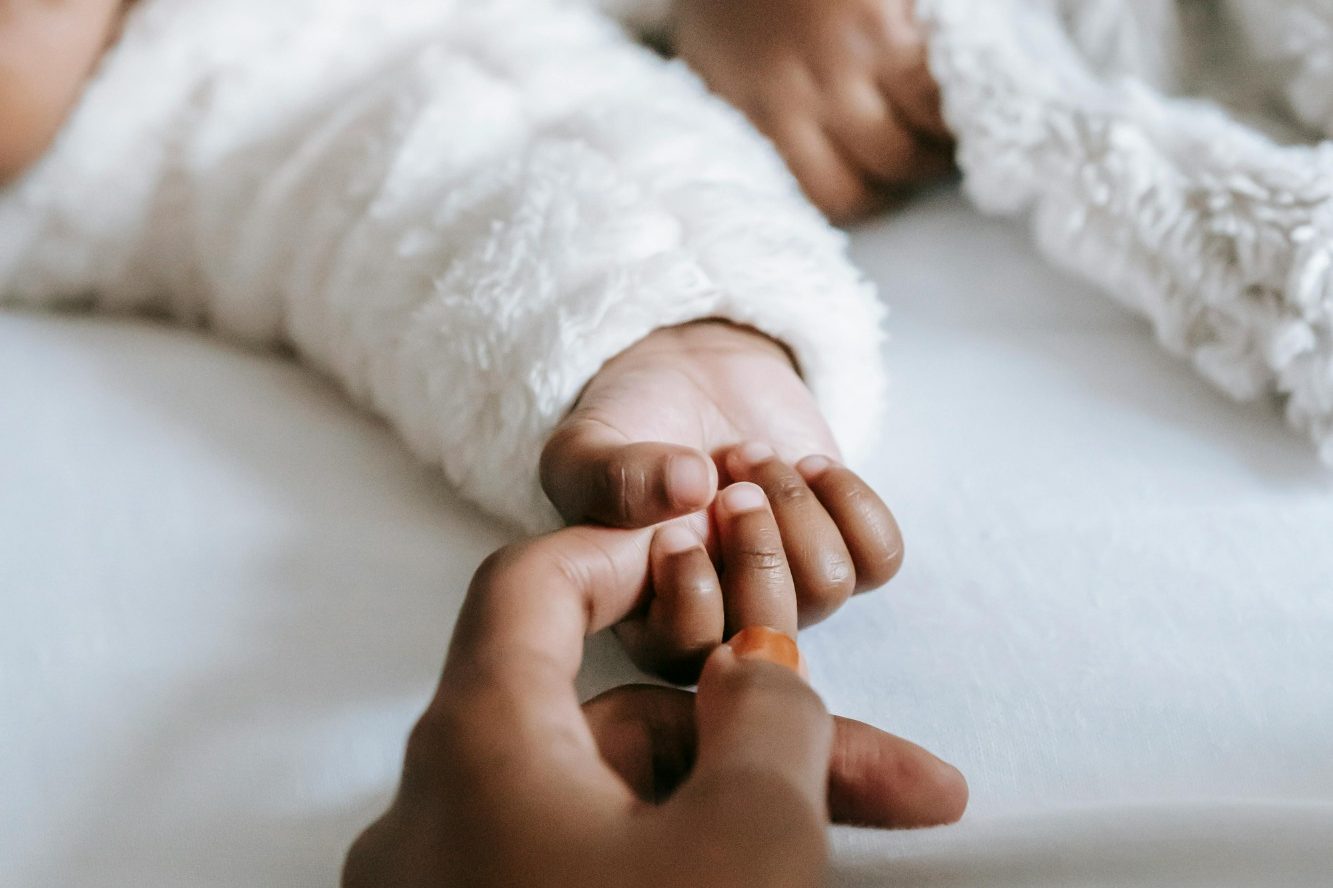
665, 628, 832, 885
540, 418, 716, 527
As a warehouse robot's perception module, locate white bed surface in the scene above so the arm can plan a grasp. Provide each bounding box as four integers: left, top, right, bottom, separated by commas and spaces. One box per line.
4, 189, 1332, 886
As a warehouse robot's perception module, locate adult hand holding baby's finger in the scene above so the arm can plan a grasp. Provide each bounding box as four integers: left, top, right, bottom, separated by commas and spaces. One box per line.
583, 644, 969, 830
541, 321, 906, 684
343, 525, 966, 888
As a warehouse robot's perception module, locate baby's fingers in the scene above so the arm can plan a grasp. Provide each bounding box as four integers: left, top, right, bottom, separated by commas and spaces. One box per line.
715, 482, 799, 637
797, 456, 904, 593
726, 442, 855, 627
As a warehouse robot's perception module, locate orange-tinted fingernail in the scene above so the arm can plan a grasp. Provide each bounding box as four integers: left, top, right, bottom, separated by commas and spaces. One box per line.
727, 626, 807, 679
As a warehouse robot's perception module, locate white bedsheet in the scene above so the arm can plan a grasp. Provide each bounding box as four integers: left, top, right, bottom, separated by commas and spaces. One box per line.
4, 189, 1332, 887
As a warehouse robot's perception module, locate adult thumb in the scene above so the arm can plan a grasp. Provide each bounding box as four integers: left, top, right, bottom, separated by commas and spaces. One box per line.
664, 628, 832, 886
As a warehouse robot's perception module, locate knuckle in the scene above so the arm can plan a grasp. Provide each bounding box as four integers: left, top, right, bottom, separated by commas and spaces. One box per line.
833, 480, 879, 514
401, 711, 465, 794
672, 566, 723, 600
804, 553, 856, 609
601, 453, 636, 524
735, 542, 787, 573
765, 474, 812, 508
822, 553, 857, 593
469, 542, 528, 593
551, 546, 596, 597
600, 449, 664, 527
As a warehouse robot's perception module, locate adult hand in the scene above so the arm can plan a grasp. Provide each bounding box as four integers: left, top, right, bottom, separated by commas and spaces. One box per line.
343, 523, 966, 888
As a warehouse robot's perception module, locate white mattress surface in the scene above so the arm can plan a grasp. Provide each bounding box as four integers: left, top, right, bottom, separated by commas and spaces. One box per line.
3, 189, 1332, 886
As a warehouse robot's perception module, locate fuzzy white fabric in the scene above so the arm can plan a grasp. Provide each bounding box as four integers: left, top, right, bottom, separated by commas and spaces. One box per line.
0, 0, 885, 532
7, 191, 1333, 888
917, 0, 1333, 463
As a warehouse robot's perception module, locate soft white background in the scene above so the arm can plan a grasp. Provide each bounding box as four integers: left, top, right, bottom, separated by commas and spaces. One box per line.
4, 190, 1331, 887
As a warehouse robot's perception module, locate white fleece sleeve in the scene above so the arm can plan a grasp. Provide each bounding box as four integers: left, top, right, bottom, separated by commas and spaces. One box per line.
590, 0, 673, 32
0, 0, 886, 532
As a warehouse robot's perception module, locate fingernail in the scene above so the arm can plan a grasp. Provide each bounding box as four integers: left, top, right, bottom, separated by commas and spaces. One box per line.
796, 455, 835, 481
735, 441, 775, 468
668, 453, 713, 508
656, 523, 699, 555
718, 482, 767, 514
727, 626, 806, 678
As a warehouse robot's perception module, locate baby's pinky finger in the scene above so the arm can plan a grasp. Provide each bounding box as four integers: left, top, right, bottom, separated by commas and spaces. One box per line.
796, 457, 903, 593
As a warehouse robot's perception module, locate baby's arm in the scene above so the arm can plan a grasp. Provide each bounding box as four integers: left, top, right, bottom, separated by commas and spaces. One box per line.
0, 0, 886, 536
0, 0, 123, 182
673, 0, 955, 222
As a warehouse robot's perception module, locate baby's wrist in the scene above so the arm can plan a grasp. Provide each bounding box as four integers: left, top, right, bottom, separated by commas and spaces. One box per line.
668, 319, 801, 374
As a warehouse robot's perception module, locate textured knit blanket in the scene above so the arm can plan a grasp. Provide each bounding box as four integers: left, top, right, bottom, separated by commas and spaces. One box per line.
921, 0, 1333, 462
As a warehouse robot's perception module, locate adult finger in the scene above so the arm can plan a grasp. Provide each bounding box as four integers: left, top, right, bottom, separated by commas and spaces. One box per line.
582, 681, 969, 827
715, 482, 798, 637
370, 525, 661, 887
726, 442, 854, 627
663, 632, 831, 885
408, 525, 658, 808
540, 415, 717, 528
797, 457, 904, 593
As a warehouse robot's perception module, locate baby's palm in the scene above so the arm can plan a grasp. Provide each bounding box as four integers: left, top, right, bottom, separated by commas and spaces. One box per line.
541, 321, 838, 529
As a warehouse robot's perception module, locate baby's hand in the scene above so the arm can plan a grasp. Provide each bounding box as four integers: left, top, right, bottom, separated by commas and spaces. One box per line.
618, 466, 901, 682
541, 321, 903, 683
674, 0, 954, 222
